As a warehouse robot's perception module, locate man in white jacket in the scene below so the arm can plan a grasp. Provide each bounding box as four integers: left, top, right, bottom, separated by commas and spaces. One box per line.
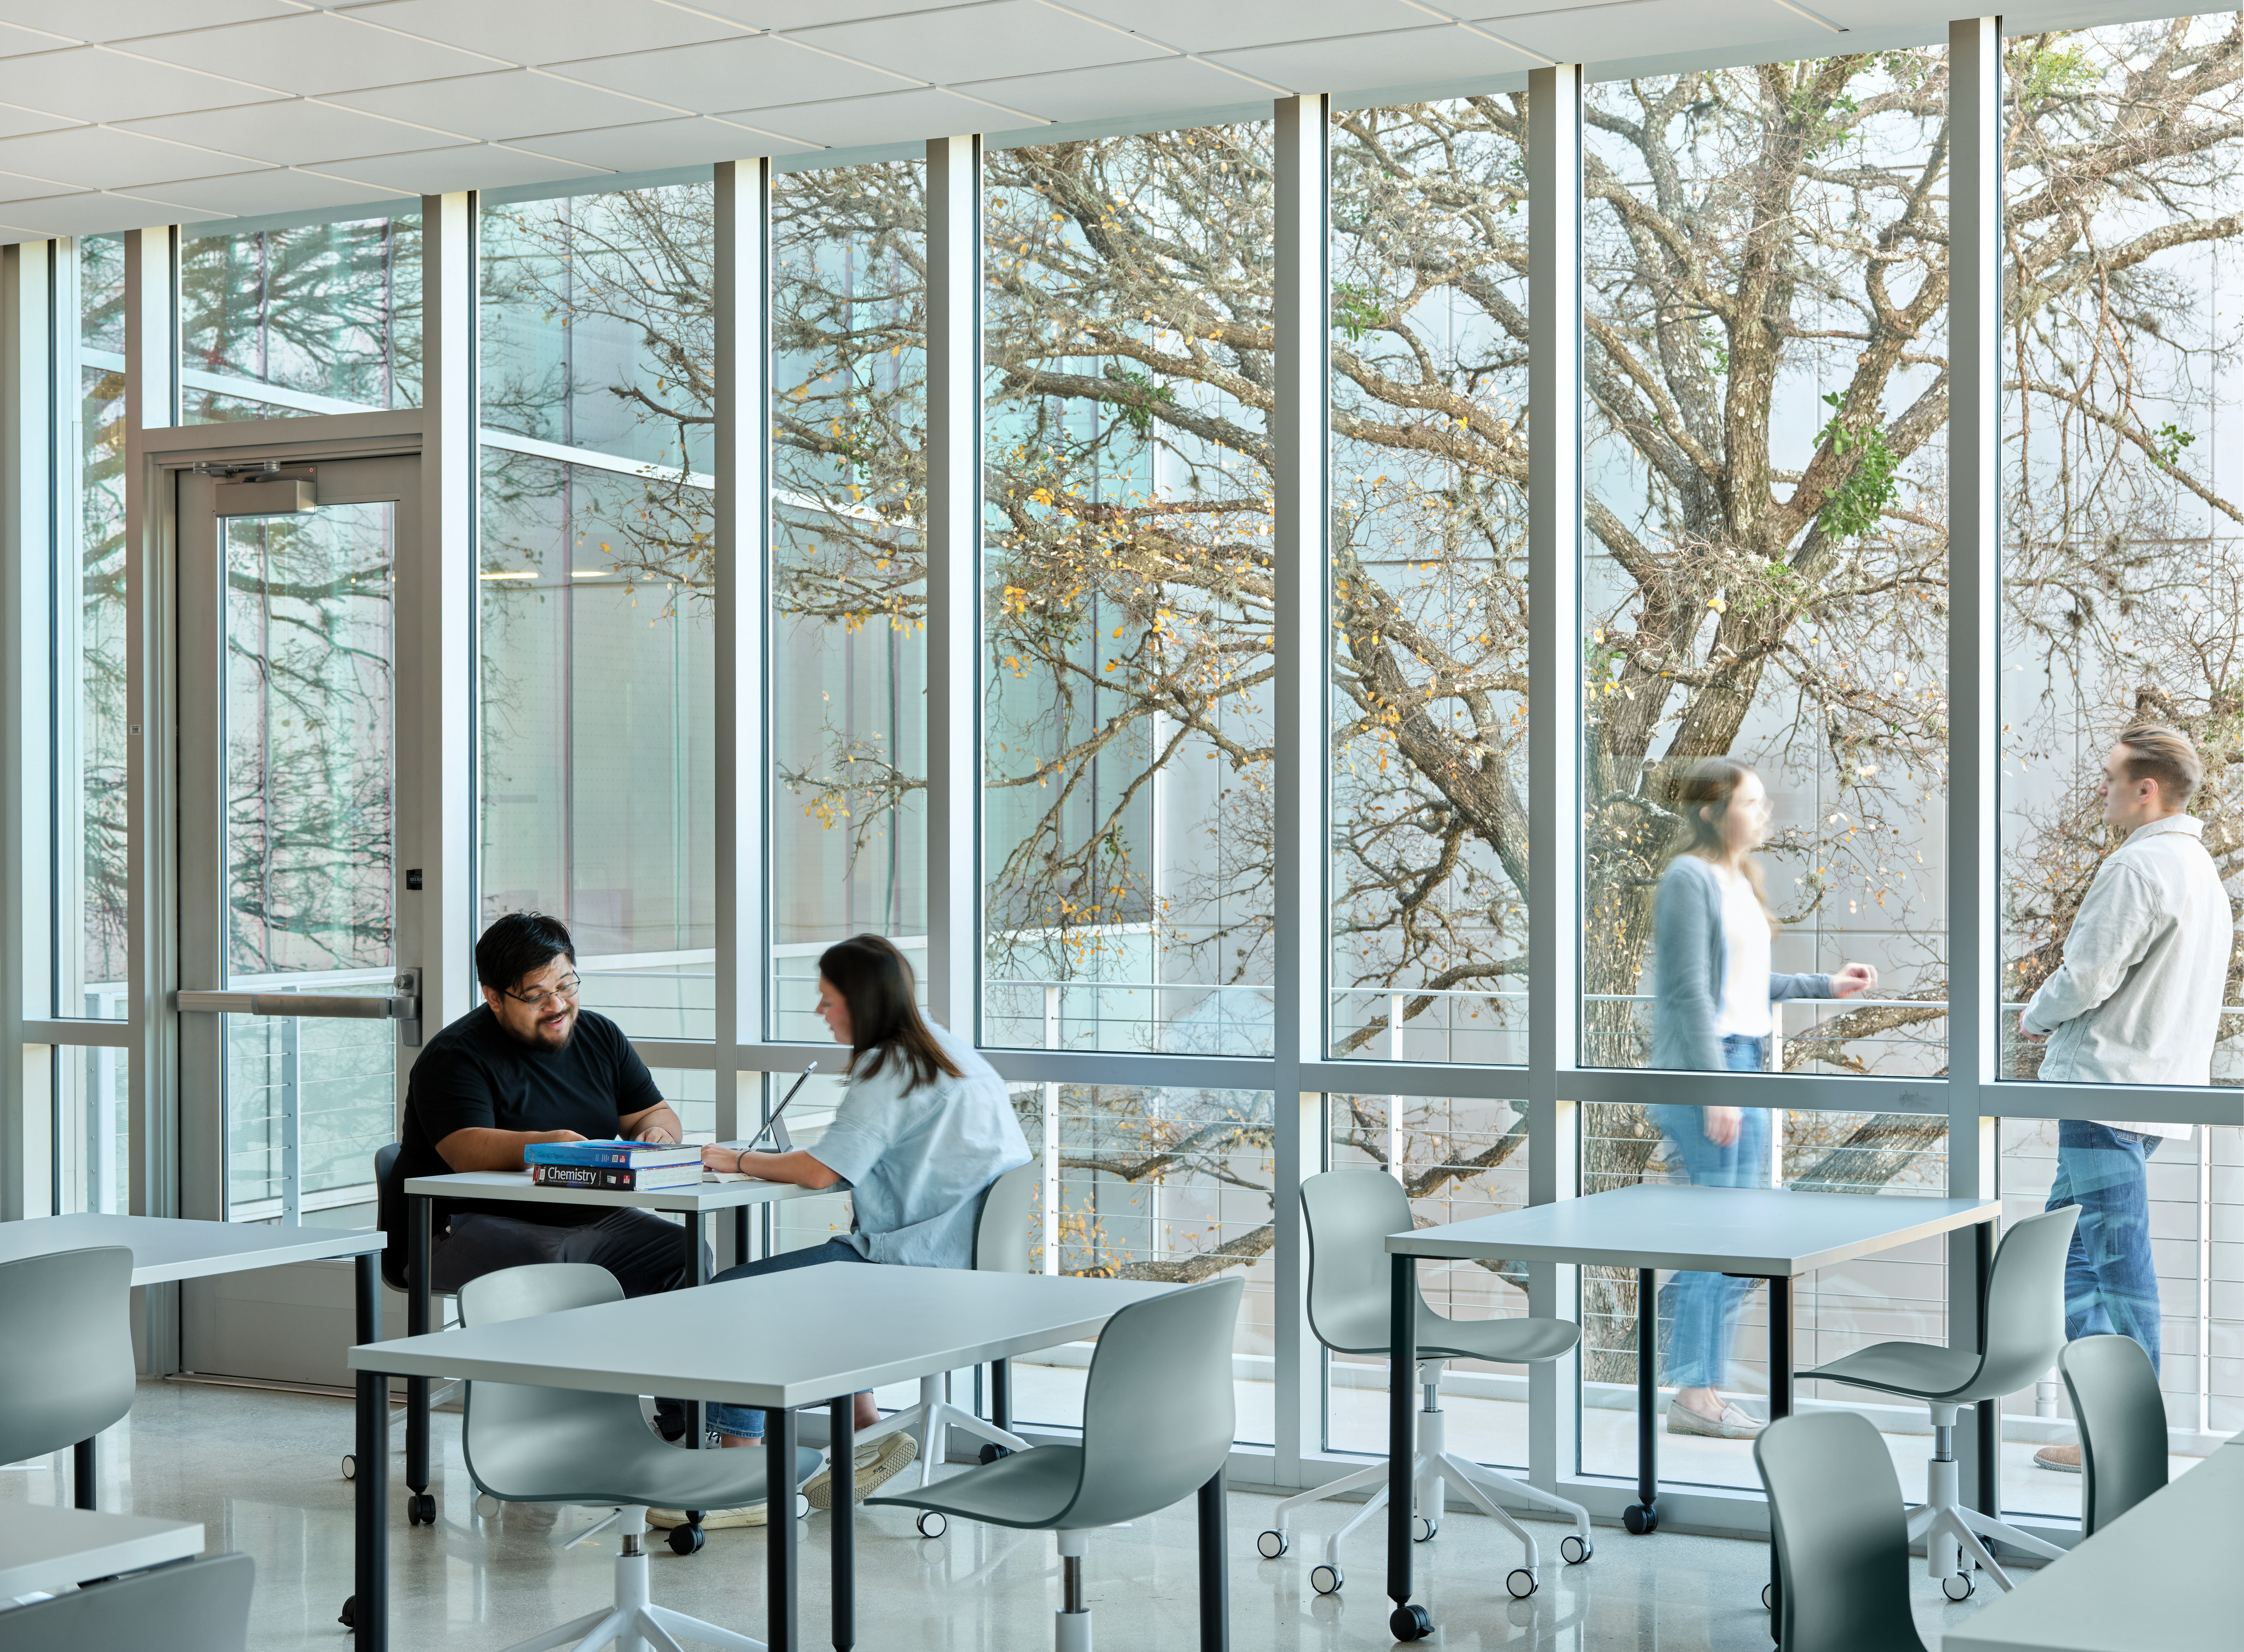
2019, 724, 2232, 1472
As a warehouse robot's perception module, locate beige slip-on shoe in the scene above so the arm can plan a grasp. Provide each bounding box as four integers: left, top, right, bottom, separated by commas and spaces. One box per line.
805, 1431, 919, 1510
1665, 1399, 1765, 1439
2033, 1442, 2083, 1473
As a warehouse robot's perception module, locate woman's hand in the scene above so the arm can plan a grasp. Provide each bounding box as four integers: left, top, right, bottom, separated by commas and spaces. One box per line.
1703, 1106, 1742, 1147
1831, 961, 1877, 999
701, 1143, 743, 1173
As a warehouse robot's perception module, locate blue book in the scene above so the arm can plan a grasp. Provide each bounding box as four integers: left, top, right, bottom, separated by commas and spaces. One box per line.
523, 1139, 700, 1170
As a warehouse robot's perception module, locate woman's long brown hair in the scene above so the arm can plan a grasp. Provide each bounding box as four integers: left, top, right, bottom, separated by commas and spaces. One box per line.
1661, 756, 1773, 916
821, 934, 963, 1092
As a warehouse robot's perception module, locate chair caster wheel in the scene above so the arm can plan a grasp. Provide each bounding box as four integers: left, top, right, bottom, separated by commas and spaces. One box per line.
1411, 1516, 1438, 1542
978, 1442, 1011, 1465
1762, 1583, 1776, 1611
1310, 1564, 1342, 1596
475, 1494, 502, 1519
1622, 1502, 1658, 1535
1507, 1568, 1537, 1599
1256, 1529, 1287, 1559
668, 1523, 705, 1556
338, 1595, 356, 1629
1943, 1572, 1975, 1602
1561, 1534, 1593, 1565
795, 1494, 810, 1521
341, 1454, 356, 1481
1389, 1603, 1433, 1640
407, 1492, 437, 1525
917, 1510, 947, 1538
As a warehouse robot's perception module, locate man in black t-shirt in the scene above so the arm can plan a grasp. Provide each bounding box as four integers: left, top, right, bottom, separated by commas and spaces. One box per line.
394, 912, 703, 1304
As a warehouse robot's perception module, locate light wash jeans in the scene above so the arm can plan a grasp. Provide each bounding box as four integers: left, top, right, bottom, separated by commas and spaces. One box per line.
1644, 1033, 1770, 1392
2046, 1120, 2162, 1372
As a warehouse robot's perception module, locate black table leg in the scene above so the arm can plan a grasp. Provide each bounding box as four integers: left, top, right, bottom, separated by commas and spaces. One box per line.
992, 1358, 1011, 1436
733, 1204, 749, 1269
72, 1438, 95, 1510
406, 1194, 431, 1516
688, 1214, 707, 1451
1624, 1266, 1658, 1534
347, 1360, 388, 1647
1387, 1252, 1428, 1640
1767, 1274, 1794, 1624
831, 1395, 855, 1652
1197, 1467, 1229, 1652
769, 1403, 799, 1652
1974, 1219, 1998, 1518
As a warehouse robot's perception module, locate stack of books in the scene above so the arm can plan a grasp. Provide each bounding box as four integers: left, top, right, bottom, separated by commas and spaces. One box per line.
522, 1139, 703, 1192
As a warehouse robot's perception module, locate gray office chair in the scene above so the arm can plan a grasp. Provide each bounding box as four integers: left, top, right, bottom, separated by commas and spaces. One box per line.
1255, 1170, 1591, 1602
853, 1159, 1040, 1531
1801, 1204, 2080, 1599
2059, 1333, 2168, 1534
1755, 1412, 1931, 1652
456, 1263, 822, 1652
0, 1246, 136, 1481
341, 1143, 463, 1484
0, 1551, 254, 1652
870, 1275, 1243, 1652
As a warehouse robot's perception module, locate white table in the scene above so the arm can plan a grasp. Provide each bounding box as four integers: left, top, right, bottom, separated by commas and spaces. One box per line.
397, 1171, 824, 1525
0, 1504, 203, 1601
347, 1261, 1177, 1652
1942, 1437, 2243, 1652
1379, 1183, 2000, 1640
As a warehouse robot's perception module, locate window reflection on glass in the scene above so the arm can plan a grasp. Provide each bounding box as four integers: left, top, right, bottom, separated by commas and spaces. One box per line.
2001, 20, 2244, 1087
54, 1045, 129, 1215
180, 214, 421, 424
1326, 1095, 1531, 1465
981, 127, 1276, 1058
478, 183, 717, 1040
1581, 59, 1950, 1075
768, 163, 928, 1042
1327, 100, 1530, 1067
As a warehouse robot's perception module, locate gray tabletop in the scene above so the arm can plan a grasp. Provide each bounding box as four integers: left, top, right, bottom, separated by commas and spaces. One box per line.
1942, 1437, 2243, 1652
0, 1213, 383, 1286
351, 1261, 1171, 1407
1386, 1183, 1999, 1275
404, 1169, 822, 1215
0, 1504, 204, 1599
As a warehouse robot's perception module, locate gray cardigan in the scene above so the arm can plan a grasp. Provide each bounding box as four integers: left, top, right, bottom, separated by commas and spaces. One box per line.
1651, 855, 1833, 1071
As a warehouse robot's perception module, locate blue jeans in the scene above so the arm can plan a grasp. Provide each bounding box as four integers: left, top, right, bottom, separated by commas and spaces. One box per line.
1645, 1034, 1771, 1391
704, 1238, 875, 1440
2046, 1121, 2162, 1373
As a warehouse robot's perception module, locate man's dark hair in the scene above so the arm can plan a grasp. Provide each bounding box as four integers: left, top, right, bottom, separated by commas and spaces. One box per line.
820, 934, 961, 1092
476, 911, 576, 994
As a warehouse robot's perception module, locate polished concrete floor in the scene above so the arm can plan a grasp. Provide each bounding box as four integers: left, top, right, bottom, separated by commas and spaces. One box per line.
5, 1380, 2018, 1650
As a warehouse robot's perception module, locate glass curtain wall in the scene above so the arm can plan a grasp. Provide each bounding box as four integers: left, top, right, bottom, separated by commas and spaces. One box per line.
479, 182, 717, 1040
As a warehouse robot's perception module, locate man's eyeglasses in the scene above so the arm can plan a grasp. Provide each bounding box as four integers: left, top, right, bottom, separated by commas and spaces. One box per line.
505, 975, 582, 1009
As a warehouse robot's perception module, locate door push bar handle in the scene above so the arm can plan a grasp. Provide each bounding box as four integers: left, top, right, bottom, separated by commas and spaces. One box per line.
174, 968, 423, 1046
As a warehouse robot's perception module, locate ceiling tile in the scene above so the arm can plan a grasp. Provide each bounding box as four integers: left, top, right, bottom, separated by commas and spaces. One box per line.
1054, 0, 1440, 55
136, 10, 509, 97
337, 0, 749, 64
0, 104, 79, 140
120, 99, 459, 164
0, 21, 72, 56
328, 69, 686, 141
0, 170, 68, 204
0, 2, 306, 43
961, 55, 1275, 124
1, 45, 284, 123
307, 142, 606, 195
547, 34, 917, 111
1206, 26, 1541, 92
691, 2, 904, 27
0, 190, 228, 238
512, 116, 818, 171
0, 125, 255, 190
738, 85, 1039, 149
1478, 0, 1804, 61
791, 2, 1159, 84
122, 168, 413, 218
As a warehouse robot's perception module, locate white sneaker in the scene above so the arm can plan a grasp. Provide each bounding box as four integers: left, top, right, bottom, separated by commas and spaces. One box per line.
1666, 1400, 1764, 1439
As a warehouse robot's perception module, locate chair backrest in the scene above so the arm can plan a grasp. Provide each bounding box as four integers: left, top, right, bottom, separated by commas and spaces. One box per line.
375, 1142, 407, 1292
1971, 1205, 2081, 1399
1060, 1275, 1243, 1530
456, 1263, 639, 1500
1301, 1169, 1417, 1356
972, 1159, 1039, 1275
1755, 1411, 1929, 1652
0, 1551, 254, 1652
0, 1246, 137, 1467
2060, 1333, 2168, 1534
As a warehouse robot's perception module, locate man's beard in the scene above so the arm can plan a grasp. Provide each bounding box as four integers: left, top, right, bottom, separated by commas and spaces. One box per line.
504, 1013, 575, 1051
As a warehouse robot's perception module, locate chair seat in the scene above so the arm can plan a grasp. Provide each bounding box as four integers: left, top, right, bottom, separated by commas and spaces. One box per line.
1327, 1306, 1581, 1366
470, 1394, 822, 1508
1801, 1340, 1984, 1402
867, 1444, 1087, 1530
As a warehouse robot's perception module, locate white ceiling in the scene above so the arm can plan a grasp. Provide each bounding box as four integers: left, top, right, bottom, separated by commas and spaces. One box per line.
0, 0, 2199, 243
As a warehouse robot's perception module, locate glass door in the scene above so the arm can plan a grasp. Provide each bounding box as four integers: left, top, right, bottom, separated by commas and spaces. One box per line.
175, 453, 417, 1383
